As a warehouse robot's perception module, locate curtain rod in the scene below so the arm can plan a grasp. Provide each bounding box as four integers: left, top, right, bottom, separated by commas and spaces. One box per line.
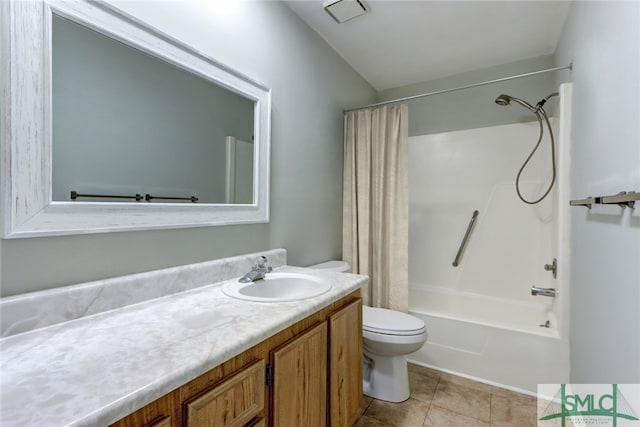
344, 63, 573, 113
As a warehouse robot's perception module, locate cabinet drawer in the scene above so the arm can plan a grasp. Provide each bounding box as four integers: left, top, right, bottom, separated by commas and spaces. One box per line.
183, 359, 265, 427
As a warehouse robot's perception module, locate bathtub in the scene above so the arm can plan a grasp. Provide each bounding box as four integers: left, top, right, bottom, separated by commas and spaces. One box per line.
407, 287, 569, 394
406, 84, 573, 394
411, 287, 558, 338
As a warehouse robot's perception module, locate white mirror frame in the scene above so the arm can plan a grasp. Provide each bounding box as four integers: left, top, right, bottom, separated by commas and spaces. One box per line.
0, 0, 271, 238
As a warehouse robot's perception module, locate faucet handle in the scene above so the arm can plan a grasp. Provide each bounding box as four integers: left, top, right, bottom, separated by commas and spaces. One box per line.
256, 256, 267, 267
258, 256, 273, 273
254, 256, 272, 272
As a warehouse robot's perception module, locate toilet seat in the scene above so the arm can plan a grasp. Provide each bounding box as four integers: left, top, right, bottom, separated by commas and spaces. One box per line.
305, 260, 427, 403
308, 260, 351, 272
363, 306, 426, 336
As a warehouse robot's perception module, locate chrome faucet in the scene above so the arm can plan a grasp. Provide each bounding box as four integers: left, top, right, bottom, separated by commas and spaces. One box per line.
239, 256, 273, 283
531, 286, 558, 298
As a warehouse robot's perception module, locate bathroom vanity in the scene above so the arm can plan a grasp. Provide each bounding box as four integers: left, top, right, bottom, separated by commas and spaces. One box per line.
113, 293, 362, 427
0, 249, 367, 427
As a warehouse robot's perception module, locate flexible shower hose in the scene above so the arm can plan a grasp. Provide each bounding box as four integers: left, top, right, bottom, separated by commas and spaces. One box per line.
515, 106, 556, 205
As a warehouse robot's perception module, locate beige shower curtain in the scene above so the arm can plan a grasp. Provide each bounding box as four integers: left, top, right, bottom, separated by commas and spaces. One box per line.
342, 104, 408, 312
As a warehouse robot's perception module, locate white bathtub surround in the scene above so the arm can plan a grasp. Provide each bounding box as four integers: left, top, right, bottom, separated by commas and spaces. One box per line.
0, 248, 287, 337
343, 104, 409, 311
406, 84, 572, 392
0, 255, 367, 427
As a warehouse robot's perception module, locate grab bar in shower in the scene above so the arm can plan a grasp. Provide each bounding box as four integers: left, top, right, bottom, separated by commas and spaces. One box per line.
452, 210, 479, 267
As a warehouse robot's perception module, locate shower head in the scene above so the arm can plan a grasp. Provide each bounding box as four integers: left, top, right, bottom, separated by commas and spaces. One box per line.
495, 94, 512, 106
493, 92, 558, 205
494, 94, 537, 112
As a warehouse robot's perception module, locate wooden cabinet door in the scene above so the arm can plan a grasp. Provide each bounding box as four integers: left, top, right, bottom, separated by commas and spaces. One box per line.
145, 416, 171, 427
183, 359, 265, 427
245, 418, 265, 427
270, 322, 327, 427
328, 299, 363, 427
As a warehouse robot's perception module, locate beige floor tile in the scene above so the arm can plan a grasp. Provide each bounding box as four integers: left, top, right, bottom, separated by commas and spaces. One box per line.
409, 369, 440, 403
357, 372, 548, 427
528, 416, 577, 427
491, 386, 537, 406
355, 415, 393, 427
535, 398, 578, 427
408, 363, 441, 379
537, 396, 561, 418
364, 398, 430, 427
491, 395, 537, 427
439, 372, 493, 393
363, 395, 374, 411
431, 379, 492, 422
423, 405, 490, 427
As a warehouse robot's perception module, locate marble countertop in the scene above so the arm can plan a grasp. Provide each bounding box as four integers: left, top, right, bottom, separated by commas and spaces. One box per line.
0, 266, 366, 427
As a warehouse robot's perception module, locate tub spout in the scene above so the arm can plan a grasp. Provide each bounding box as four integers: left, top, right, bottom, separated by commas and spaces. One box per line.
531, 286, 558, 297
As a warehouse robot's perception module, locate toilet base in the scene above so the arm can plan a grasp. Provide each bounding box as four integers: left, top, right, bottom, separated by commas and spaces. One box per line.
362, 350, 410, 403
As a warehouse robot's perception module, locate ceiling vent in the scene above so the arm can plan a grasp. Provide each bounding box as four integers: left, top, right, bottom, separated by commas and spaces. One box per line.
323, 0, 368, 24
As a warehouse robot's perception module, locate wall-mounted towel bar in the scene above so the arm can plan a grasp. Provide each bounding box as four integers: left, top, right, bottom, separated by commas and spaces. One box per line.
70, 191, 143, 201
145, 194, 198, 203
570, 191, 638, 209
70, 191, 198, 203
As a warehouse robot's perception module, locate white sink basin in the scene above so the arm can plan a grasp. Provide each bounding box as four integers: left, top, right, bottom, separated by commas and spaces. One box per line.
222, 272, 331, 302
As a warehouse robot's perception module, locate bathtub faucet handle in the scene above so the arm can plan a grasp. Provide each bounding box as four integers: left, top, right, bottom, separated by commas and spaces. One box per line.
544, 258, 557, 279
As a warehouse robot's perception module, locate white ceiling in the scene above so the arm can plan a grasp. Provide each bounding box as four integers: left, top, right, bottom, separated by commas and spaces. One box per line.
284, 1, 571, 91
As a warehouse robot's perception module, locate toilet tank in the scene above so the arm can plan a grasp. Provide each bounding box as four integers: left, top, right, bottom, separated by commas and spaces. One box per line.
308, 260, 351, 273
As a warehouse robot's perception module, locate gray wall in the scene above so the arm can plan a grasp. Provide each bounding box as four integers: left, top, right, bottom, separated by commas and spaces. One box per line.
554, 1, 640, 383
52, 15, 254, 203
379, 55, 560, 136
0, 1, 376, 297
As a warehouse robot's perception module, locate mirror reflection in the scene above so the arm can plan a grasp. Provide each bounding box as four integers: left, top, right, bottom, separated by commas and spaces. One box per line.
52, 15, 255, 204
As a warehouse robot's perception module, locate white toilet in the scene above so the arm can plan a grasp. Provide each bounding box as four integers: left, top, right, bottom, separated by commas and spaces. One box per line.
309, 260, 428, 403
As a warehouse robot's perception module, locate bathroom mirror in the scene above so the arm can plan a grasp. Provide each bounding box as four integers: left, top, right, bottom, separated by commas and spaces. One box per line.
0, 0, 271, 238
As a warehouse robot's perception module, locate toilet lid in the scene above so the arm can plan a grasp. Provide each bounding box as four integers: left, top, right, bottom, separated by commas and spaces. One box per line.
362, 306, 426, 336
309, 260, 351, 272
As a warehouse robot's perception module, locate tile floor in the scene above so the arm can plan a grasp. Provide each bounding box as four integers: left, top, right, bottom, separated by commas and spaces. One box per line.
356, 363, 538, 427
